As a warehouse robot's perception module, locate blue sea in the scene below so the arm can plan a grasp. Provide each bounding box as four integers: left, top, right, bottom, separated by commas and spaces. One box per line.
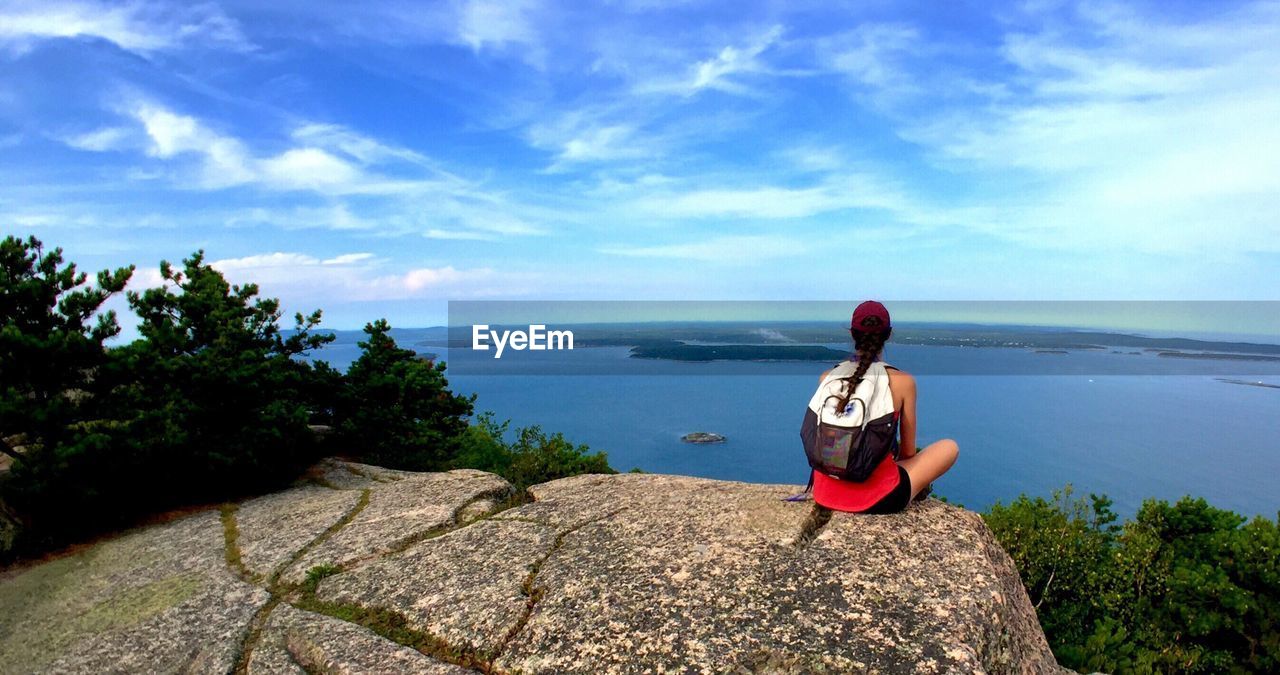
304, 330, 1280, 518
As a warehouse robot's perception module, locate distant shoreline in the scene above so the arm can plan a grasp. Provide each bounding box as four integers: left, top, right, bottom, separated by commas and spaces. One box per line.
1217, 378, 1280, 389
418, 323, 1280, 356
1158, 351, 1280, 362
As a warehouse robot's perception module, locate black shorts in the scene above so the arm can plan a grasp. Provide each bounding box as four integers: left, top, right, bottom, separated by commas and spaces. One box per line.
859, 465, 912, 514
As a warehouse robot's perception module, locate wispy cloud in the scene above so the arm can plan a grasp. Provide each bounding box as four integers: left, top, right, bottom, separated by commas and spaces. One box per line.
635, 25, 786, 97
291, 124, 432, 168
44, 98, 561, 242
131, 102, 258, 187
455, 0, 545, 66
0, 0, 250, 55
106, 101, 486, 196
816, 23, 920, 92
425, 228, 499, 241
601, 234, 806, 262
277, 0, 548, 69
256, 148, 362, 191
205, 251, 513, 302
531, 122, 647, 169
887, 1, 1280, 253
630, 171, 917, 220
6, 0, 1280, 309
61, 126, 132, 152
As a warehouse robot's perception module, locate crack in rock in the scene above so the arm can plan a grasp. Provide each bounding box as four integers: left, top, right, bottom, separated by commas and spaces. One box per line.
494, 508, 628, 660
791, 504, 834, 551
230, 489, 373, 674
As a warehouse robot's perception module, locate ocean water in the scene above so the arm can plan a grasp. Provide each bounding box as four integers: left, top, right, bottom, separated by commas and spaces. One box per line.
304, 333, 1280, 518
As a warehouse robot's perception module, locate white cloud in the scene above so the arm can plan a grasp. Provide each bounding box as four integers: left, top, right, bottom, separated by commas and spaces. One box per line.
224, 205, 375, 231
7, 211, 59, 227
425, 228, 497, 241
527, 109, 657, 169
600, 234, 806, 262
636, 24, 785, 96
814, 1, 1280, 255
62, 126, 131, 151
557, 125, 643, 163
291, 124, 430, 167
133, 103, 255, 187
519, 23, 801, 169
255, 0, 547, 68
85, 101, 555, 241
645, 185, 833, 219
398, 266, 474, 292
0, 0, 250, 55
456, 0, 541, 55
632, 172, 915, 220
211, 252, 321, 272
818, 23, 919, 90
217, 194, 553, 241
776, 145, 844, 172
322, 253, 375, 265
207, 250, 509, 302
258, 148, 361, 190
123, 102, 476, 197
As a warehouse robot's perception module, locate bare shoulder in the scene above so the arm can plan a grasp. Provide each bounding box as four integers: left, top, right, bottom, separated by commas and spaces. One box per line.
887, 368, 916, 392
818, 368, 832, 384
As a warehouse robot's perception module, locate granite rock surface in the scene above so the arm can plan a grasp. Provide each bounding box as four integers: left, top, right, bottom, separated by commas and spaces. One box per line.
0, 461, 1065, 674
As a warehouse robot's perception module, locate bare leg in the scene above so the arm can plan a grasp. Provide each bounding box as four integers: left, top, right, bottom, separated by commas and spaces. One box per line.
897, 439, 959, 499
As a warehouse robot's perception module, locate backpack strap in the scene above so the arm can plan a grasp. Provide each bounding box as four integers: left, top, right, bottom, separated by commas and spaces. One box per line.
781, 471, 815, 502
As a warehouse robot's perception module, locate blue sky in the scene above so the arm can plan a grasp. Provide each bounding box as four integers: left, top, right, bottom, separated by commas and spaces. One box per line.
1, 0, 1278, 329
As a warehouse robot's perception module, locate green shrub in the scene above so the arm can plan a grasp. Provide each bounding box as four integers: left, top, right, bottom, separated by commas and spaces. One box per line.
333, 319, 474, 470
984, 486, 1117, 653
452, 414, 516, 477
0, 235, 610, 558
105, 251, 334, 497
0, 235, 133, 552
453, 413, 615, 490
0, 244, 335, 556
986, 488, 1280, 673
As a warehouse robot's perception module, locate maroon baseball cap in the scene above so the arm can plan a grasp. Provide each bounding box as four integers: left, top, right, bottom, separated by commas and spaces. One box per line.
850, 300, 891, 333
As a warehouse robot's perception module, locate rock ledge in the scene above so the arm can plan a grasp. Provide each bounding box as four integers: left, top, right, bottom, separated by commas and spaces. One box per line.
0, 460, 1064, 674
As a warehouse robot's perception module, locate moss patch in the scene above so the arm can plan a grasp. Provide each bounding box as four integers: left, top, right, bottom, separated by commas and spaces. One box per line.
220, 503, 254, 583
300, 564, 342, 596
0, 565, 202, 672
293, 596, 495, 671
79, 573, 203, 632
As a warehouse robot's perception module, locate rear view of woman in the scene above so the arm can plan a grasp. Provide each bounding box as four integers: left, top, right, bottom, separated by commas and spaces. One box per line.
809, 301, 959, 514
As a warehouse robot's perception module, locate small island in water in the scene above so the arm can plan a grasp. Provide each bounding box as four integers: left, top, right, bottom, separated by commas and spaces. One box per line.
682, 432, 727, 443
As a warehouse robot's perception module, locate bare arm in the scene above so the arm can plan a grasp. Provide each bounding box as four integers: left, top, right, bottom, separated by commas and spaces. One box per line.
895, 373, 918, 458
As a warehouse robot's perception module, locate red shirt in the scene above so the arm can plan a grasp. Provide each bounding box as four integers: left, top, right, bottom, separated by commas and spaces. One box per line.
812, 453, 901, 512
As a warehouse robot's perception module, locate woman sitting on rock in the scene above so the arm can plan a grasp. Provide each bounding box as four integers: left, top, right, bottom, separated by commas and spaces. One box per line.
804, 301, 958, 514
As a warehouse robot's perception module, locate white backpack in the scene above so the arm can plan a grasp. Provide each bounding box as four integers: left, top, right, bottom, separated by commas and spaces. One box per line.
799, 361, 899, 483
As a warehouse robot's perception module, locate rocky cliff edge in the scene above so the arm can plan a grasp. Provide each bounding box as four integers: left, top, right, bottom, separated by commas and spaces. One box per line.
0, 460, 1065, 674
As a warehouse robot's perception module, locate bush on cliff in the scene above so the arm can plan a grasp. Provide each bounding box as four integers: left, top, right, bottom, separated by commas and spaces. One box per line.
107, 250, 336, 498
454, 413, 616, 490
1, 236, 613, 559
334, 319, 475, 470
986, 488, 1280, 674
0, 244, 336, 555
0, 235, 134, 551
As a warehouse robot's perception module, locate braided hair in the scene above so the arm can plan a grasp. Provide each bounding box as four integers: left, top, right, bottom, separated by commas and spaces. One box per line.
831, 328, 892, 415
